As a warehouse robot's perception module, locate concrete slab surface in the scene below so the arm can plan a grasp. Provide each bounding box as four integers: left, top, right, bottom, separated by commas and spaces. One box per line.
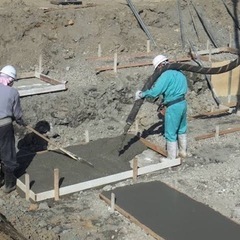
101, 181, 240, 240
16, 134, 147, 193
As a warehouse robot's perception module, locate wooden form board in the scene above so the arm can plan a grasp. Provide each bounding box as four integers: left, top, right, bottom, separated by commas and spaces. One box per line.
99, 192, 164, 240
211, 61, 240, 97
16, 158, 181, 202
15, 72, 67, 97
195, 125, 240, 141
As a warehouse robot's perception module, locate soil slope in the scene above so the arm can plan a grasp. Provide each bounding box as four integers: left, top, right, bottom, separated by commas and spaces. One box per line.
0, 0, 240, 239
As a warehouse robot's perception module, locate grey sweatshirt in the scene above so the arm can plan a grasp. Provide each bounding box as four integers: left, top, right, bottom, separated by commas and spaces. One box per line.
0, 84, 23, 122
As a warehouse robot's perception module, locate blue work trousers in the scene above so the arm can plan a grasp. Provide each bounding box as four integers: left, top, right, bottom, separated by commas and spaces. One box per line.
164, 100, 187, 142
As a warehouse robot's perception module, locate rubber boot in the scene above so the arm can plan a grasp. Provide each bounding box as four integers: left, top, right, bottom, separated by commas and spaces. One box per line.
178, 134, 187, 158
167, 141, 178, 159
3, 171, 16, 194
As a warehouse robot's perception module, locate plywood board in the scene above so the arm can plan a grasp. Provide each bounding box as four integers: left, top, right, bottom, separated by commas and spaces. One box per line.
14, 72, 67, 97
211, 61, 240, 97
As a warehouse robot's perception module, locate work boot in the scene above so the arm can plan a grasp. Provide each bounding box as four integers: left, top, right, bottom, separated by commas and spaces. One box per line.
3, 171, 16, 194
161, 141, 179, 161
178, 134, 187, 158
167, 141, 178, 159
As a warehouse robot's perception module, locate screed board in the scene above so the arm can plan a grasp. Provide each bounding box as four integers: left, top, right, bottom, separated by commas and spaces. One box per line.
100, 181, 240, 240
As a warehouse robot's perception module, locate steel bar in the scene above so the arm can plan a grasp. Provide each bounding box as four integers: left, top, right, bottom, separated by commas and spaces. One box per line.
191, 2, 219, 48
126, 0, 157, 48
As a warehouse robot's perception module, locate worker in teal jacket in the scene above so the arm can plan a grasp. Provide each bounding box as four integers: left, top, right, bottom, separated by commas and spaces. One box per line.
135, 55, 188, 160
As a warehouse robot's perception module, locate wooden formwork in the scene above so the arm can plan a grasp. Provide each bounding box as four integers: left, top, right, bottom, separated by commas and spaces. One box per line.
16, 139, 179, 202
15, 71, 67, 97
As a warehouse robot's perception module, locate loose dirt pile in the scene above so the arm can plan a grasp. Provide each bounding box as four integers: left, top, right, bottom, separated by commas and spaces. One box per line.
0, 0, 240, 239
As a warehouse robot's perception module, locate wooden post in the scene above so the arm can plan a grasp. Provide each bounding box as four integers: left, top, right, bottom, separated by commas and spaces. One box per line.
39, 54, 42, 74
215, 125, 219, 140
98, 43, 102, 57
113, 53, 117, 73
85, 129, 89, 143
54, 168, 60, 201
133, 158, 138, 183
25, 173, 30, 201
229, 26, 232, 47
208, 44, 212, 62
147, 40, 151, 53
207, 39, 210, 50
227, 70, 232, 103
111, 192, 115, 212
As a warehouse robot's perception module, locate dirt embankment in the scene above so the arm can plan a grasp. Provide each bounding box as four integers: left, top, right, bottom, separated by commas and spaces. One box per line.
0, 0, 240, 239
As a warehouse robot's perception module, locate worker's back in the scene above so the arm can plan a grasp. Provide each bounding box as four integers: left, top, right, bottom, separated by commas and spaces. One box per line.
0, 84, 21, 120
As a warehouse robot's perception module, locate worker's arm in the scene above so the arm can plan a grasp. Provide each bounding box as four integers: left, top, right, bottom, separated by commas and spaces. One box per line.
141, 71, 169, 98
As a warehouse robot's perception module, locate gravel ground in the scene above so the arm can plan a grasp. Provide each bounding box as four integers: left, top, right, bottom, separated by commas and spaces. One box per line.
0, 0, 240, 239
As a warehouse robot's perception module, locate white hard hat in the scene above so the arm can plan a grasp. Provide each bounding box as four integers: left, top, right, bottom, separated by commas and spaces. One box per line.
0, 65, 17, 80
152, 55, 168, 69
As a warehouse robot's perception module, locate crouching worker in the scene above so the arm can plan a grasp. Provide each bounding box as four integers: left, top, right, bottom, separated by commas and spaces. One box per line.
135, 55, 188, 161
0, 65, 26, 194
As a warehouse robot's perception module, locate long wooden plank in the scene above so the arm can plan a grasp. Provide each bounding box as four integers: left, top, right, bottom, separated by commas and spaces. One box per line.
195, 126, 240, 140
18, 84, 66, 97
87, 52, 155, 61
39, 73, 64, 85
99, 193, 165, 240
95, 57, 192, 73
189, 108, 231, 119
17, 72, 35, 80
21, 160, 180, 202
196, 47, 239, 56
140, 138, 167, 157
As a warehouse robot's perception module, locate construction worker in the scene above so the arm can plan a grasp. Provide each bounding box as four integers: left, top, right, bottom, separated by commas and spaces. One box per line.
135, 55, 188, 160
0, 65, 26, 194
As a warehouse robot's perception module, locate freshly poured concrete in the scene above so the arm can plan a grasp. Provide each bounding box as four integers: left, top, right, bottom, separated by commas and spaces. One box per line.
16, 134, 147, 193
101, 181, 240, 240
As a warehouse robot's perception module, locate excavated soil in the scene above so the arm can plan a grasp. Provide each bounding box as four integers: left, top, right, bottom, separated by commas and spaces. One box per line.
1, 0, 240, 239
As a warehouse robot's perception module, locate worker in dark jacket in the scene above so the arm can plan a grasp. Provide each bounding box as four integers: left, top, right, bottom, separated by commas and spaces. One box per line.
0, 65, 26, 194
135, 55, 188, 161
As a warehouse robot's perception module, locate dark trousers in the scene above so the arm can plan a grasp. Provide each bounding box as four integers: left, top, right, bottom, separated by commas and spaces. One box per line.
0, 123, 18, 172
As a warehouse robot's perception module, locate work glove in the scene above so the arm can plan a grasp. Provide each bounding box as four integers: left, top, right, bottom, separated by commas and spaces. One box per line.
135, 90, 143, 101
16, 118, 27, 127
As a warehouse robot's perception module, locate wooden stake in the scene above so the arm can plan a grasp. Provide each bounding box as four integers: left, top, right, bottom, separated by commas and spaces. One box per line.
113, 53, 117, 73
98, 43, 102, 57
208, 44, 212, 62
215, 125, 219, 140
54, 168, 60, 201
85, 129, 89, 143
25, 173, 30, 201
39, 54, 42, 74
207, 40, 210, 50
147, 40, 151, 53
227, 70, 232, 103
229, 26, 232, 47
133, 158, 138, 183
111, 192, 115, 212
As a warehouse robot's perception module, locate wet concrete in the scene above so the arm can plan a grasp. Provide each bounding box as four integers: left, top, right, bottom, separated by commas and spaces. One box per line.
101, 181, 240, 240
16, 134, 147, 193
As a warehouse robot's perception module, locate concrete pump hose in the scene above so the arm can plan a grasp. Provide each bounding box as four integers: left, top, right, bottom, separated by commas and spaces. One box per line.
125, 56, 240, 128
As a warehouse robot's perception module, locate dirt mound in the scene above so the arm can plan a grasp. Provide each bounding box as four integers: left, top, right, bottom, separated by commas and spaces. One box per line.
1, 0, 240, 239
